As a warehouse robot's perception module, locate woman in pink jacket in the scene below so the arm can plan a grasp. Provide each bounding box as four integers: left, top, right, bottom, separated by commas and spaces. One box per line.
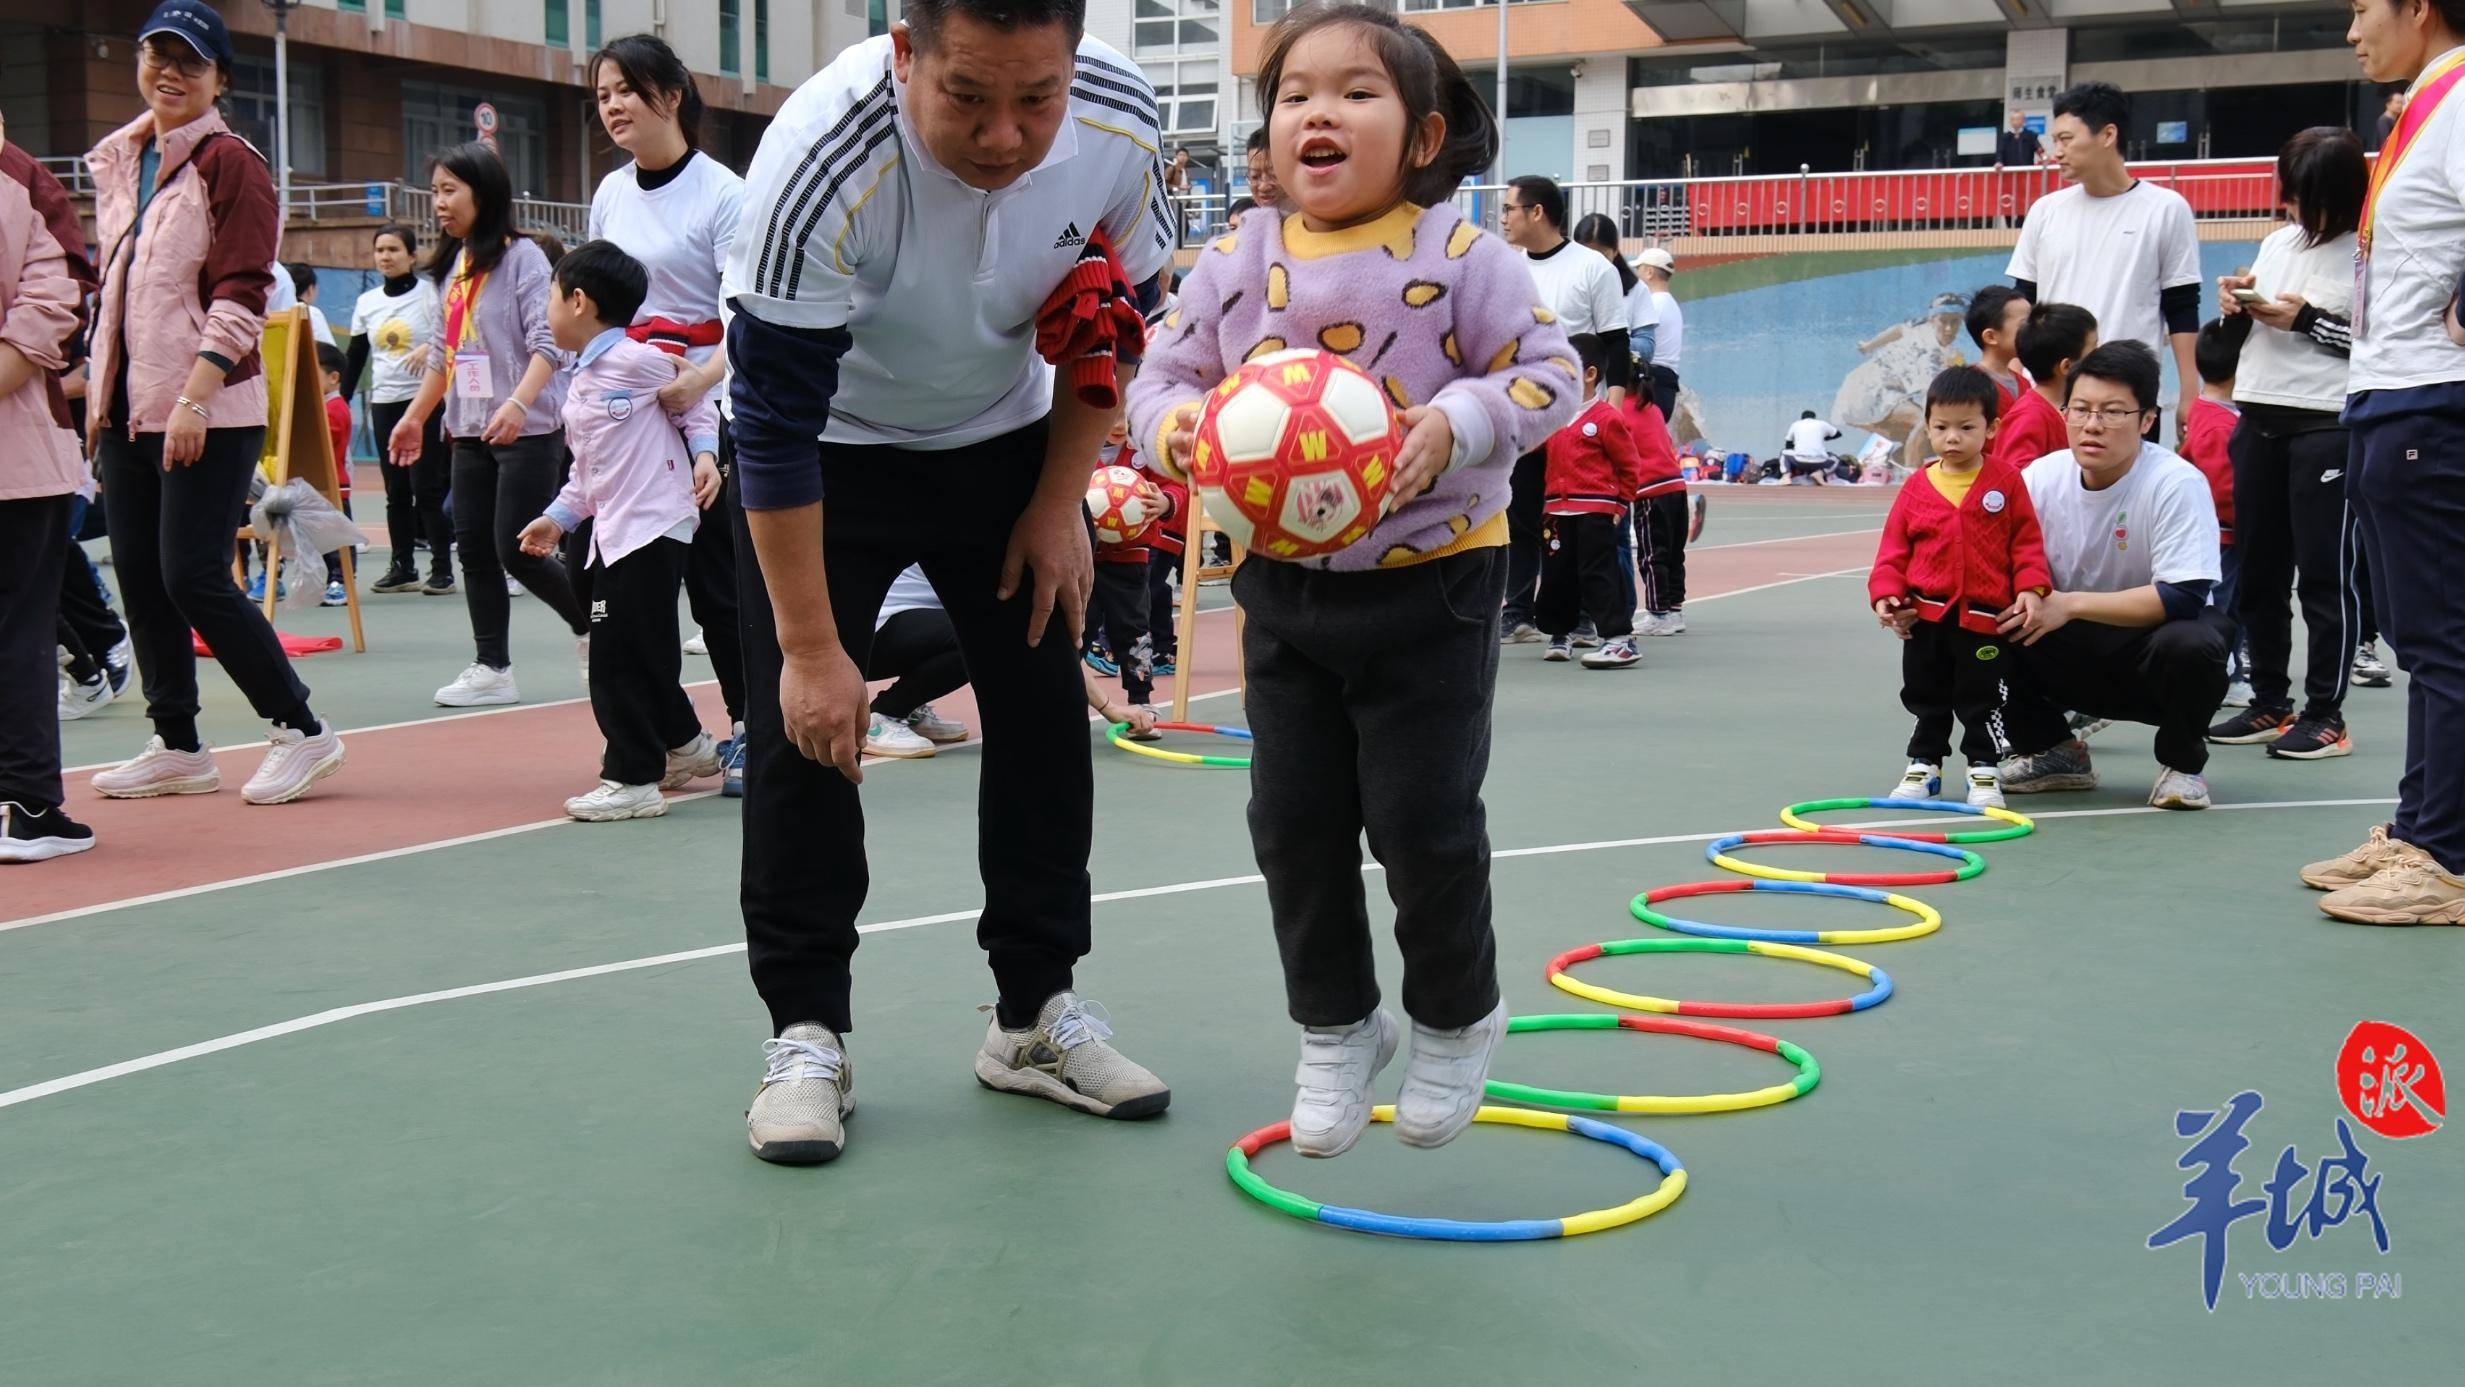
0, 130, 100, 862
83, 3, 344, 807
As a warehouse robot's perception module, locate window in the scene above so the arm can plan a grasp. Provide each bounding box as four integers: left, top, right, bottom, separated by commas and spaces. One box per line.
587, 0, 601, 50
1399, 0, 1547, 9
720, 0, 741, 77
756, 0, 770, 83
401, 83, 549, 197
868, 0, 890, 39
227, 55, 326, 177
1143, 60, 1219, 137
1253, 0, 1299, 23
1136, 0, 1218, 57
546, 0, 568, 48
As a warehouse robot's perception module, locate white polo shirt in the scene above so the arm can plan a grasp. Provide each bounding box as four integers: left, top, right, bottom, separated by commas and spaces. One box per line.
2352, 45, 2465, 393
591, 150, 745, 403
724, 34, 1174, 449
2007, 180, 2201, 361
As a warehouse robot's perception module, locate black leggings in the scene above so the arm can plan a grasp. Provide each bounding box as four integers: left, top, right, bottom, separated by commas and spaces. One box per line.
370, 397, 451, 576
451, 433, 589, 669
867, 608, 968, 721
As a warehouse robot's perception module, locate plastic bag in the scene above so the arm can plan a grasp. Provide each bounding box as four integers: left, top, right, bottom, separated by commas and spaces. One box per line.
249, 479, 361, 609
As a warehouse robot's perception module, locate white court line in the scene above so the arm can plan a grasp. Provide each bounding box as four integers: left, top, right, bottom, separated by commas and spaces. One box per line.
1693, 526, 1881, 552
1686, 566, 1867, 602
0, 796, 2395, 1114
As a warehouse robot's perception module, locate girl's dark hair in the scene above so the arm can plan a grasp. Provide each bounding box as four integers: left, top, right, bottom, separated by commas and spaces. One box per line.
371, 222, 418, 253
2276, 125, 2366, 248
589, 33, 705, 152
285, 261, 315, 296
1570, 213, 1637, 295
1253, 3, 1497, 210
424, 141, 516, 286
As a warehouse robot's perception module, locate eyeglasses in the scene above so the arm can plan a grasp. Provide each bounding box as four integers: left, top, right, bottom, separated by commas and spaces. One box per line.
140, 41, 212, 80
2064, 404, 2148, 427
1500, 201, 1529, 215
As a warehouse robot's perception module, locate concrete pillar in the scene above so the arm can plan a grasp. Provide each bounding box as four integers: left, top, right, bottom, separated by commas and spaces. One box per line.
1571, 57, 1626, 185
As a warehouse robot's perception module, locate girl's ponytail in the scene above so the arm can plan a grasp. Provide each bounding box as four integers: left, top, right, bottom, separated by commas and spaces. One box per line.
1407, 26, 1496, 208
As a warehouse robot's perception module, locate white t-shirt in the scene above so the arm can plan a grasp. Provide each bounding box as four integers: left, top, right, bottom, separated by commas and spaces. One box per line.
266, 264, 295, 312
875, 565, 941, 629
1783, 417, 1838, 459
302, 302, 333, 348
1622, 278, 1659, 330
2007, 180, 2201, 361
590, 150, 746, 404
2352, 44, 2465, 393
1651, 289, 1683, 367
725, 34, 1175, 449
2024, 443, 2223, 594
2234, 223, 2355, 413
349, 278, 442, 404
1521, 240, 1627, 339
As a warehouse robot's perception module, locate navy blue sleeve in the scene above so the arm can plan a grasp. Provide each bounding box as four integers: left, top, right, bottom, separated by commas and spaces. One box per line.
726, 303, 852, 511
1132, 272, 1164, 318
2157, 578, 2214, 623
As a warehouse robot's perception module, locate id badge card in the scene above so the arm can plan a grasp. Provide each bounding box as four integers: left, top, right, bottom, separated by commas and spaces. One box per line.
452, 349, 492, 401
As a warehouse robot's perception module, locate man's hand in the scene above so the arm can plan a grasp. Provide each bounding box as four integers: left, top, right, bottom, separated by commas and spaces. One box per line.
1998, 588, 2068, 646
1874, 596, 1918, 639
516, 515, 562, 558
691, 452, 721, 508
779, 646, 870, 782
998, 494, 1093, 647
1387, 405, 1454, 512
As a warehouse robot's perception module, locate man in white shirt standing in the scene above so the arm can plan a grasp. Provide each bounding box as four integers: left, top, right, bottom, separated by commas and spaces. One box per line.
1993, 342, 2230, 810
2007, 82, 2204, 443
1638, 247, 1683, 420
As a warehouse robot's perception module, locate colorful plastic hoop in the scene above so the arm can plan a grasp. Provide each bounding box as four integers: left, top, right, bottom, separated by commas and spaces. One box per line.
1632, 879, 1941, 945
1779, 796, 2035, 844
1105, 720, 1253, 768
1484, 1012, 1821, 1114
1226, 1104, 1686, 1241
1707, 830, 1984, 886
1545, 936, 1894, 1018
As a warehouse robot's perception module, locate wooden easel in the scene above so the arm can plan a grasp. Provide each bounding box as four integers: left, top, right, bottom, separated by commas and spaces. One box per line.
237, 307, 365, 652
1169, 486, 1245, 721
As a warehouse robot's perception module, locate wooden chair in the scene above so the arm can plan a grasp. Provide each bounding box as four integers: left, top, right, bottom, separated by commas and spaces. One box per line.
1169, 486, 1244, 722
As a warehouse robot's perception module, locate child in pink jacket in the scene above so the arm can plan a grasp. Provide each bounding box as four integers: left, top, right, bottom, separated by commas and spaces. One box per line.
517, 240, 723, 822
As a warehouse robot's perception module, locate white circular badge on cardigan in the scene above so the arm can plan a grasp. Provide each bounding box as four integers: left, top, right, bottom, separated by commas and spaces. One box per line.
1982, 489, 2006, 513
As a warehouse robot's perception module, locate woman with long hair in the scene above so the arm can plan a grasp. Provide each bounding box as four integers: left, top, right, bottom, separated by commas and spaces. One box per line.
82, 1, 344, 806
388, 141, 587, 707
586, 32, 748, 789
347, 222, 451, 594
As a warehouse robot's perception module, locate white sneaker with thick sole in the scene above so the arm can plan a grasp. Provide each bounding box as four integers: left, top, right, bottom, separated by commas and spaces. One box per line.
91, 737, 220, 798
748, 1023, 854, 1164
241, 725, 345, 805
57, 671, 114, 721
565, 779, 667, 821
974, 992, 1170, 1119
1543, 636, 1573, 662
661, 732, 722, 788
1889, 761, 1942, 800
863, 715, 936, 759
1580, 636, 1641, 669
435, 663, 518, 707
1291, 1009, 1400, 1158
683, 629, 708, 656
1394, 1001, 1507, 1148
1124, 704, 1165, 742
1635, 610, 1687, 637
2222, 678, 2254, 708
2149, 767, 2212, 811
1965, 767, 2005, 809
904, 703, 970, 743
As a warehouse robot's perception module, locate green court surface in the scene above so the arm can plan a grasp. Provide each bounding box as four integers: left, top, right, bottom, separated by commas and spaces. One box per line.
6, 491, 2455, 1385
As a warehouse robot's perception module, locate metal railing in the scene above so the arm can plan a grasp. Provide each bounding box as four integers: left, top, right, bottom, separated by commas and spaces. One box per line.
38, 156, 594, 246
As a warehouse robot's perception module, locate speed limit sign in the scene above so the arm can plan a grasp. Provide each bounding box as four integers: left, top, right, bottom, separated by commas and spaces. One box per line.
473, 101, 499, 148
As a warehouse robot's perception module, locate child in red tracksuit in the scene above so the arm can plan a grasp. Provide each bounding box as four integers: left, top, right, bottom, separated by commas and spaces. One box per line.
317, 342, 354, 604
1087, 426, 1180, 734
1870, 366, 2051, 809
1620, 387, 1691, 635
1537, 333, 1645, 668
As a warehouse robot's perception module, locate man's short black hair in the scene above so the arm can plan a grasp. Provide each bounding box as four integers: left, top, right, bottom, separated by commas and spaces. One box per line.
1965, 284, 2028, 352
2065, 340, 2162, 411
1246, 126, 1268, 154
1925, 364, 2001, 425
315, 341, 346, 376
555, 239, 650, 329
1800, 409, 1817, 420
2016, 302, 2098, 381
1566, 331, 1603, 379
1508, 174, 1566, 231
2052, 81, 2129, 140
2194, 318, 2241, 387
903, 0, 1086, 51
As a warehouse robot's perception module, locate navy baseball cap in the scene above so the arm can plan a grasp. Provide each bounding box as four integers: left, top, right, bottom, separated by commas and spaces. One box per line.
138, 2, 236, 71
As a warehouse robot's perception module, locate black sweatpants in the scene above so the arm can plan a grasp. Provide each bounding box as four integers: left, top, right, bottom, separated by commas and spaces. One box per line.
370, 398, 450, 579
1633, 489, 1690, 612
587, 537, 701, 786
1901, 616, 2012, 765
1649, 364, 1679, 421
451, 433, 589, 670
1, 495, 72, 810
1090, 559, 1155, 703
2001, 613, 2232, 775
1500, 447, 1547, 626
684, 430, 746, 725
1535, 511, 1633, 640
2229, 411, 2358, 720
736, 418, 1090, 1036
1147, 548, 1179, 659
1234, 546, 1505, 1030
99, 427, 314, 748
57, 521, 126, 685
866, 608, 968, 721
2348, 406, 2465, 873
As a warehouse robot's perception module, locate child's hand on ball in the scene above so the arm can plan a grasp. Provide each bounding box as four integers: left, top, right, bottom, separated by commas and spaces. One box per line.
1388, 406, 1453, 512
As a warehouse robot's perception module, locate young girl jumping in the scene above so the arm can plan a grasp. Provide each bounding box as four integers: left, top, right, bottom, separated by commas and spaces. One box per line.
1128, 2, 1578, 1157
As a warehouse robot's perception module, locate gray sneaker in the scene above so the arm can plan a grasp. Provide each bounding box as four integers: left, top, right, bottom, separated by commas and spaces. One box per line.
1999, 738, 2098, 794
747, 1023, 855, 1165
2149, 767, 2212, 811
1394, 1001, 1507, 1149
1502, 622, 1544, 645
974, 991, 1170, 1119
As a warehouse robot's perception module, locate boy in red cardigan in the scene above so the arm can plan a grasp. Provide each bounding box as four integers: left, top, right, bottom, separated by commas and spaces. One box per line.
1991, 302, 2096, 472
1871, 366, 2052, 808
1538, 334, 1646, 669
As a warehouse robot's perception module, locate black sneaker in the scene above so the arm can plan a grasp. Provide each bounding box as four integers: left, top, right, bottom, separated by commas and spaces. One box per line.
372, 565, 422, 594
1999, 739, 2097, 794
2267, 717, 2354, 760
423, 570, 457, 596
2207, 705, 2294, 744
0, 802, 96, 863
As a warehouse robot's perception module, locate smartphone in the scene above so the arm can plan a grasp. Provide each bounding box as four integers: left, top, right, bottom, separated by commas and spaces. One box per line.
2230, 287, 2267, 305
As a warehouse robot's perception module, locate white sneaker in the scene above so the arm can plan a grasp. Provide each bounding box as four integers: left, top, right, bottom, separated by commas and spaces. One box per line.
57, 670, 114, 721
748, 1023, 855, 1164
565, 779, 667, 821
1965, 766, 2005, 810
1543, 635, 1572, 662
661, 731, 721, 788
1635, 609, 1687, 637
974, 992, 1171, 1118
435, 663, 518, 707
91, 736, 219, 798
1291, 1009, 1400, 1158
1394, 1000, 1507, 1148
2222, 678, 2254, 708
105, 636, 133, 680
2150, 767, 2212, 811
241, 725, 345, 805
903, 703, 970, 743
683, 629, 708, 656
506, 576, 525, 597
863, 715, 936, 759
1889, 760, 1942, 800
1580, 636, 1641, 669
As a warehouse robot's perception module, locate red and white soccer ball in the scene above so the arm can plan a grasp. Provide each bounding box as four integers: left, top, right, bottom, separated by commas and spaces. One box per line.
1085, 463, 1165, 546
1190, 348, 1401, 560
